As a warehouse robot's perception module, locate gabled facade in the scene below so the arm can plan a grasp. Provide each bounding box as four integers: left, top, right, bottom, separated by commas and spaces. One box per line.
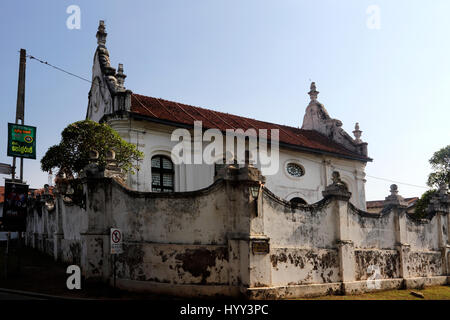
86, 21, 372, 210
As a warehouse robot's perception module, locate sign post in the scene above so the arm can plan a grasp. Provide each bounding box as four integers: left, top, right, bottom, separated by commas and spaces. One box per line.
7, 123, 37, 160
0, 163, 12, 175
110, 228, 123, 290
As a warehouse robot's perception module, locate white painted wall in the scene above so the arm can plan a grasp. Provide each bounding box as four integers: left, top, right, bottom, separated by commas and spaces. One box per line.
107, 118, 368, 210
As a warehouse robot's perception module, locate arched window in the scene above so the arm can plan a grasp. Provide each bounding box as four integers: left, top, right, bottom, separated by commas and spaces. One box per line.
151, 155, 174, 192
290, 197, 307, 206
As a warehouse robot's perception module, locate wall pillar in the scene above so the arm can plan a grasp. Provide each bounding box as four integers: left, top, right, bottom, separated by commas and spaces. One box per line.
337, 239, 355, 283
243, 166, 271, 289
41, 233, 48, 254
436, 213, 449, 276
52, 195, 63, 261
322, 171, 354, 287
429, 184, 450, 276
335, 198, 355, 284
33, 232, 38, 249
395, 210, 410, 279
385, 185, 410, 280
222, 162, 270, 295
79, 164, 112, 282
397, 243, 411, 280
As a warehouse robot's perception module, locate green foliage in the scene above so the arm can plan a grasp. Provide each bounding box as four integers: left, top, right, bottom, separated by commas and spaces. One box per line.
411, 145, 450, 219
427, 145, 450, 188
41, 120, 144, 177
412, 189, 437, 219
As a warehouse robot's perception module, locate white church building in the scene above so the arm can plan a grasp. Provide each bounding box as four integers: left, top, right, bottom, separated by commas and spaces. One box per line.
86, 21, 372, 210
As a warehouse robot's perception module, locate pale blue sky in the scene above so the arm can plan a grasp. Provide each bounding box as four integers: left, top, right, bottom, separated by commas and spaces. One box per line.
0, 0, 449, 200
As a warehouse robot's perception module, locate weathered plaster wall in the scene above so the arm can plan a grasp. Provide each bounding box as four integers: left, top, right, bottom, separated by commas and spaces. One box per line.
25, 196, 84, 265
25, 168, 449, 299
354, 249, 400, 280
258, 185, 447, 291
117, 243, 229, 285
347, 209, 396, 249
263, 196, 336, 248
270, 247, 340, 285
406, 217, 440, 251
108, 180, 231, 245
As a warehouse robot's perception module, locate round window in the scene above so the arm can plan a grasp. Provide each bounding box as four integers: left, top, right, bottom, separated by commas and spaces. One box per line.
286, 163, 304, 177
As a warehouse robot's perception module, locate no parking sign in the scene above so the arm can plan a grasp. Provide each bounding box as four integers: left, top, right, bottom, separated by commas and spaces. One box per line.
110, 228, 123, 254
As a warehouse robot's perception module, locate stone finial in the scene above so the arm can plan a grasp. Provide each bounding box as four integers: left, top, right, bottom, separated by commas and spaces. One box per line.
96, 20, 107, 46
390, 184, 398, 196
116, 63, 127, 89
57, 171, 66, 179
89, 150, 99, 161
322, 171, 351, 200
353, 122, 362, 143
427, 182, 450, 214
106, 149, 116, 161
384, 184, 407, 207
308, 82, 319, 102
48, 169, 54, 187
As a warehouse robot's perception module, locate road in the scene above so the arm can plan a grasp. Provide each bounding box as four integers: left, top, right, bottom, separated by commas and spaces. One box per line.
0, 291, 45, 300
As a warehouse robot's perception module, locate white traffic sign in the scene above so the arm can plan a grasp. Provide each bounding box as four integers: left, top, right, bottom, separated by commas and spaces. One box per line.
110, 228, 123, 254
0, 163, 12, 175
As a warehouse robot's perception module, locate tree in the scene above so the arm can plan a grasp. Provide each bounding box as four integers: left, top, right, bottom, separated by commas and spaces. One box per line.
427, 145, 450, 188
413, 145, 449, 219
413, 189, 437, 219
41, 120, 144, 177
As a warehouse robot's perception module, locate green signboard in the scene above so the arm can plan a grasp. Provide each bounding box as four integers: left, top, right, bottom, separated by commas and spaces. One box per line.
7, 123, 37, 159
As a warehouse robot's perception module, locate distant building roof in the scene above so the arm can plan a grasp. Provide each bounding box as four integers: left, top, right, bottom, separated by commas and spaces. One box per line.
0, 185, 55, 204
31, 186, 54, 197
366, 197, 419, 209
0, 186, 4, 204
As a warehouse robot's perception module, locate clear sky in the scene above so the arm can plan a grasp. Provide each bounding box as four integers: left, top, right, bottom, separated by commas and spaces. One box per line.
0, 0, 449, 200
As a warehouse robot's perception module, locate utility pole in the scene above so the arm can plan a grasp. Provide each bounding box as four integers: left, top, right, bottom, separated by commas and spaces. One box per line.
12, 49, 26, 182
13, 49, 27, 274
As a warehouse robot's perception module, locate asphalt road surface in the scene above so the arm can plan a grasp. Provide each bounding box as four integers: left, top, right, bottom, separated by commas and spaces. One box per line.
0, 291, 44, 300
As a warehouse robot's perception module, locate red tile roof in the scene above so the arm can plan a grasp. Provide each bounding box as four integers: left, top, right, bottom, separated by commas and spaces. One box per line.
367, 197, 419, 209
0, 186, 55, 204
32, 186, 54, 197
130, 94, 371, 162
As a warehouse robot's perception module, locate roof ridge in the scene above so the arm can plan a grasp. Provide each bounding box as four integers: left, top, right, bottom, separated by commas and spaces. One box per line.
130, 93, 371, 162
133, 93, 304, 131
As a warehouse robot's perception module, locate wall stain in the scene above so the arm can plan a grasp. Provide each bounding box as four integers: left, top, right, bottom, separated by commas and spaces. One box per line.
175, 247, 228, 284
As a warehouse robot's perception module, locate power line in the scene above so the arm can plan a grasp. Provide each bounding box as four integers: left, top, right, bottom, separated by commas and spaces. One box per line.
365, 175, 428, 189
300, 156, 429, 189
26, 54, 94, 85
25, 51, 147, 106
25, 52, 431, 191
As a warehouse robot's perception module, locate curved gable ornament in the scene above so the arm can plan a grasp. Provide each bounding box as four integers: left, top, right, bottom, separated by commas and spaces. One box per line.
88, 76, 110, 119
301, 82, 369, 158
